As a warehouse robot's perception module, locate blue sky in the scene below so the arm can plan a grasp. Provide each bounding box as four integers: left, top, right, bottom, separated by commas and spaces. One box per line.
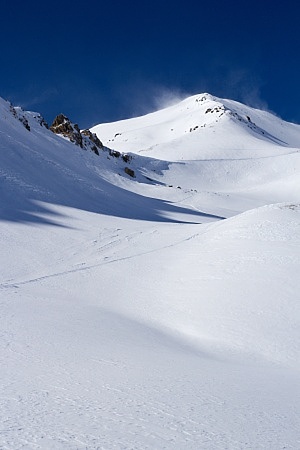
1, 0, 299, 128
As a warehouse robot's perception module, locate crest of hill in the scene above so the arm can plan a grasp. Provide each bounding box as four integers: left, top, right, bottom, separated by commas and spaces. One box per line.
0, 97, 144, 224
91, 93, 300, 161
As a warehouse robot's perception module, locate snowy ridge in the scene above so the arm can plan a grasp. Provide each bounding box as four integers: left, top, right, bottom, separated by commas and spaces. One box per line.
1, 94, 300, 449
91, 93, 300, 161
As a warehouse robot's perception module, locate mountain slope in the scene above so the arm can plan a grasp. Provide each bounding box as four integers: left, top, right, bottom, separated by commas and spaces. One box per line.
0, 95, 300, 449
0, 97, 202, 225
92, 94, 300, 218
91, 93, 300, 161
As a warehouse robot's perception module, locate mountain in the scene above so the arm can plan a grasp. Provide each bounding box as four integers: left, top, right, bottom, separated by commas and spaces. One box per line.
92, 93, 300, 217
0, 94, 300, 449
91, 93, 300, 160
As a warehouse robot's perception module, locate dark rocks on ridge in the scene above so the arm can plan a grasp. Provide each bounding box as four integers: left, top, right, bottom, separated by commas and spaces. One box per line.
50, 114, 103, 155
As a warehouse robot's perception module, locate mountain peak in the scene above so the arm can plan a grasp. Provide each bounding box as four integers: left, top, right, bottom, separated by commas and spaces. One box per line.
91, 93, 300, 161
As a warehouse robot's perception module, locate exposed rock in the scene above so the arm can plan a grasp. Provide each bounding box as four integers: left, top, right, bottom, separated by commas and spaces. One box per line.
81, 129, 103, 153
20, 116, 30, 131
189, 125, 199, 132
124, 167, 135, 178
50, 114, 83, 147
10, 105, 31, 131
108, 149, 132, 163
49, 114, 134, 164
121, 154, 132, 163
109, 149, 121, 158
33, 114, 49, 128
50, 115, 105, 156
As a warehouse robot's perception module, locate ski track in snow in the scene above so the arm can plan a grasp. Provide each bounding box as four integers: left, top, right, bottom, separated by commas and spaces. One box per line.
1, 94, 300, 449
0, 228, 203, 291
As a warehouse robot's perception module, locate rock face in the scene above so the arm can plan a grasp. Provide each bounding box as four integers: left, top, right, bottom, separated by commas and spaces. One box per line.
9, 103, 49, 131
124, 167, 135, 178
81, 129, 103, 155
49, 114, 135, 174
50, 114, 83, 147
50, 114, 103, 155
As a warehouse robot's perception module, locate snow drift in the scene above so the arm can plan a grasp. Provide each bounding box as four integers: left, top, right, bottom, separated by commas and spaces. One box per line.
0, 94, 300, 449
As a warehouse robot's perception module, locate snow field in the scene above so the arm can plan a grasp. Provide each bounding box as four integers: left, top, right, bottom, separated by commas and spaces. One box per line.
1, 94, 300, 448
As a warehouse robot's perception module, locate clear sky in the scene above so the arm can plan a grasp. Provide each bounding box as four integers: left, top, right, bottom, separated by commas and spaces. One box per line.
1, 0, 300, 128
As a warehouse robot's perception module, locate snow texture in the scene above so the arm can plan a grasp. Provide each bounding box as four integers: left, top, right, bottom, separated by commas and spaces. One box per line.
0, 94, 300, 449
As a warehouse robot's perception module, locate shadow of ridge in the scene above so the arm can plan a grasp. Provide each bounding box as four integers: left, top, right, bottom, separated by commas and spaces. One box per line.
0, 201, 72, 228
0, 175, 224, 226
55, 177, 226, 223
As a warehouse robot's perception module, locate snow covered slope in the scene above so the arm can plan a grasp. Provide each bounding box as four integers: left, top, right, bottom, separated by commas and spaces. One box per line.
91, 93, 300, 160
1, 95, 300, 449
93, 94, 300, 218
0, 97, 194, 225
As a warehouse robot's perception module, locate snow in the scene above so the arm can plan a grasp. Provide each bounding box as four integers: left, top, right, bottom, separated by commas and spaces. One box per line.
91, 93, 300, 160
0, 94, 300, 449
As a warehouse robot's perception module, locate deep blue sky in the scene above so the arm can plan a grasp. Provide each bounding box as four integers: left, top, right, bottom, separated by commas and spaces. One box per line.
1, 0, 299, 128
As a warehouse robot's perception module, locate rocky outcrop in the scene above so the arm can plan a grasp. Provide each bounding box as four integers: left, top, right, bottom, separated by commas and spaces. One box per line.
49, 114, 135, 173
50, 114, 103, 155
50, 114, 83, 147
81, 129, 103, 155
124, 167, 135, 178
10, 105, 30, 131
9, 103, 49, 131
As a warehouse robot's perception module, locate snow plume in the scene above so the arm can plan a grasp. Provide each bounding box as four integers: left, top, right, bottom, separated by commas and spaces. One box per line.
115, 80, 191, 118
11, 87, 59, 110
152, 86, 191, 110
117, 71, 271, 119
220, 68, 271, 113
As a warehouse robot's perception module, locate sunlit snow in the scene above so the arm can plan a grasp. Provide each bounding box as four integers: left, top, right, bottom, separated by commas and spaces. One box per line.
1, 94, 300, 449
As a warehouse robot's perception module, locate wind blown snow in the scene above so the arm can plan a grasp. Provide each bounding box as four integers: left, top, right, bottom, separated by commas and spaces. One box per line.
0, 94, 300, 449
